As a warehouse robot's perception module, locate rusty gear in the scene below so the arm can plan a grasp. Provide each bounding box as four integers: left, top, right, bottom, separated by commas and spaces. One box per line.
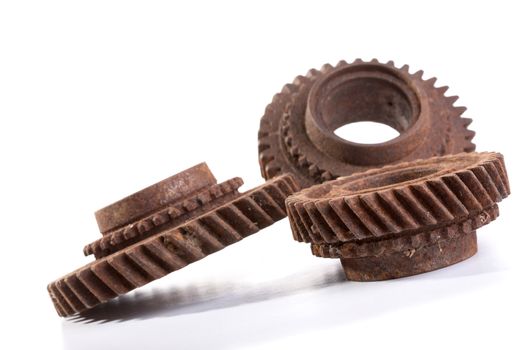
258, 59, 476, 189
285, 152, 510, 281
48, 164, 299, 317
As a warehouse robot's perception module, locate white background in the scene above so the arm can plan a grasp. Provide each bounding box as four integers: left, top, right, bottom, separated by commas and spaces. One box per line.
1, 1, 523, 349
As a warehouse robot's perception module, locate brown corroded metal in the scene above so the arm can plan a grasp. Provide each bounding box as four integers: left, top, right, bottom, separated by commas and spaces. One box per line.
48, 163, 299, 317
258, 59, 476, 189
285, 152, 510, 281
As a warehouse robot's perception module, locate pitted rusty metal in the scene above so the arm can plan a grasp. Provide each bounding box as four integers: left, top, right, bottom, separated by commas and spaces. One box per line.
286, 152, 510, 281
258, 59, 476, 188
48, 163, 299, 317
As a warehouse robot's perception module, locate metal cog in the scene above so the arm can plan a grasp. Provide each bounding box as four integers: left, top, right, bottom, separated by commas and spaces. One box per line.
259, 59, 476, 189
284, 152, 510, 281
286, 152, 509, 244
48, 164, 299, 317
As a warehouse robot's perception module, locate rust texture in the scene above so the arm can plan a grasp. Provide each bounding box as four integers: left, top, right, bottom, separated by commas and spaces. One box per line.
285, 152, 510, 281
258, 59, 476, 189
48, 163, 299, 317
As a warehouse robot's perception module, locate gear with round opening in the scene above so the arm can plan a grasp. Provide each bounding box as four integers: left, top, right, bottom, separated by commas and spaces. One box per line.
285, 152, 510, 281
258, 59, 476, 188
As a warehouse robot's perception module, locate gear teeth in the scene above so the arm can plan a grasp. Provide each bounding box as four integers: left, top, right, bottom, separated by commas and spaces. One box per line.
455, 106, 468, 116
336, 60, 348, 68
312, 204, 500, 259
446, 95, 460, 105
320, 63, 334, 73
426, 77, 437, 86
464, 129, 476, 141
292, 75, 310, 86
436, 85, 449, 95
286, 152, 509, 244
49, 174, 298, 317
412, 70, 424, 79
84, 177, 245, 258
258, 59, 478, 188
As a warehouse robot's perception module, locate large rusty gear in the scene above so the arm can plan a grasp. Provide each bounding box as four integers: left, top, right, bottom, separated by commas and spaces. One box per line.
48, 164, 299, 317
258, 59, 476, 189
285, 152, 510, 281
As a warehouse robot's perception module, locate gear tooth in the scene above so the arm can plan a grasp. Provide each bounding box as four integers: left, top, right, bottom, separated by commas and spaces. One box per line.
304, 201, 338, 243
447, 95, 459, 105
442, 174, 484, 212
293, 75, 309, 85
394, 186, 437, 226
455, 107, 468, 116
436, 85, 449, 95
320, 63, 334, 73
336, 60, 348, 68
400, 64, 410, 72
491, 155, 511, 194
286, 198, 309, 242
294, 200, 321, 243
464, 130, 476, 141
264, 161, 282, 179
360, 193, 402, 233
353, 58, 364, 64
456, 170, 493, 208
314, 200, 351, 241
271, 92, 284, 104
281, 83, 299, 94
426, 77, 437, 86
481, 160, 510, 198
386, 60, 396, 67
344, 196, 383, 237
460, 116, 472, 127
377, 191, 419, 230
327, 197, 366, 240
471, 166, 502, 202
412, 70, 424, 79
306, 68, 320, 78
370, 58, 379, 64
408, 184, 447, 224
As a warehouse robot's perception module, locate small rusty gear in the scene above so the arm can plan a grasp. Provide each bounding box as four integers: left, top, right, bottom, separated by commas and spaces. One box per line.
48, 164, 299, 317
258, 59, 476, 188
285, 152, 510, 281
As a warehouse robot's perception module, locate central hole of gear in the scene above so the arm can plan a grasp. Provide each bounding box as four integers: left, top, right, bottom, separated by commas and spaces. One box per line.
318, 77, 415, 144
334, 121, 400, 144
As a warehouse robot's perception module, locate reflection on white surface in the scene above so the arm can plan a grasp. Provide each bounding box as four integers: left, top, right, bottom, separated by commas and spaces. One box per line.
61, 235, 505, 350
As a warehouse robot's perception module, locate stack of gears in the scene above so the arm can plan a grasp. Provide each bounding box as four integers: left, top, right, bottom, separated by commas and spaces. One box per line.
48, 59, 511, 317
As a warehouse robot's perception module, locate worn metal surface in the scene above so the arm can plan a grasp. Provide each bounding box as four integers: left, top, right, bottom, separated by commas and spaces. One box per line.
259, 59, 476, 188
48, 164, 299, 317
286, 152, 510, 281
